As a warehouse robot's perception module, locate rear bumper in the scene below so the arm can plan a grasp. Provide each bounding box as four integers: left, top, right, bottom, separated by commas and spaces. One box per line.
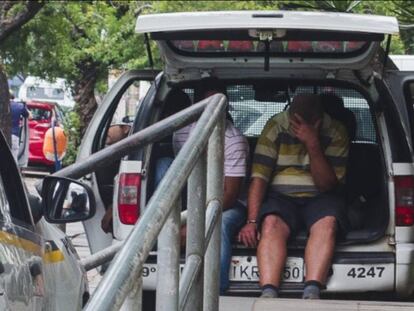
228, 252, 395, 294
142, 251, 396, 295
396, 243, 414, 297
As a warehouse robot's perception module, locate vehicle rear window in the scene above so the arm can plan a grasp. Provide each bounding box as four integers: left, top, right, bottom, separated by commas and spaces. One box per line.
170, 40, 368, 57
225, 85, 376, 143
29, 107, 52, 121
27, 86, 64, 100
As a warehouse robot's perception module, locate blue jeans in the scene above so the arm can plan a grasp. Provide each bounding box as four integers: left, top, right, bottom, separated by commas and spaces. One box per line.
155, 157, 174, 186
220, 201, 246, 294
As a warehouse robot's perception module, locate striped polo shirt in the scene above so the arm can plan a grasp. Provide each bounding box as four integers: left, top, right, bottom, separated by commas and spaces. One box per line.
173, 120, 249, 177
252, 110, 349, 197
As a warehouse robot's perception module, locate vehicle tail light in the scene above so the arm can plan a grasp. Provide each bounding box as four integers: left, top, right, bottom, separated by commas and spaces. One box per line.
395, 176, 414, 226
118, 173, 141, 225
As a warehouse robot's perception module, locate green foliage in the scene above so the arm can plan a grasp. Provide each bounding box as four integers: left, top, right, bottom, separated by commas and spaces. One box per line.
62, 110, 81, 166
1, 1, 149, 83
391, 0, 414, 53
0, 0, 412, 165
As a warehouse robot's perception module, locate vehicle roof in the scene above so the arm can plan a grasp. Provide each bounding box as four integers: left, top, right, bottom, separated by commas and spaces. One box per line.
23, 76, 66, 88
27, 101, 58, 109
136, 10, 399, 35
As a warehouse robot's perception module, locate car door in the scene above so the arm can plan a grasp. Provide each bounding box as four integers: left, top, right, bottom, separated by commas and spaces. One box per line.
383, 71, 414, 154
76, 70, 159, 257
0, 130, 45, 310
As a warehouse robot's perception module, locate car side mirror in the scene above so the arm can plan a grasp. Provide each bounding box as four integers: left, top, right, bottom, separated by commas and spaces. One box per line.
41, 176, 96, 223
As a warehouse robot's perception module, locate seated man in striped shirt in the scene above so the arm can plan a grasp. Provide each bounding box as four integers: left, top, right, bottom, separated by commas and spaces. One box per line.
238, 94, 349, 299
173, 81, 249, 294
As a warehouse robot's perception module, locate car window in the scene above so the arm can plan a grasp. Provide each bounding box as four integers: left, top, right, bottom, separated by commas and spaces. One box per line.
29, 107, 52, 121
109, 80, 153, 126
27, 86, 64, 100
403, 80, 414, 149
0, 135, 33, 229
169, 40, 368, 56
0, 175, 10, 223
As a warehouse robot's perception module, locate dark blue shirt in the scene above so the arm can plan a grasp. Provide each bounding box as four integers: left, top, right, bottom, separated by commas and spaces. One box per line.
10, 101, 29, 136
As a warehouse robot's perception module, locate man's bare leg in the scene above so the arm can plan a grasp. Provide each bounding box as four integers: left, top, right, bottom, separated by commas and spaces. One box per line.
257, 214, 290, 296
303, 216, 337, 298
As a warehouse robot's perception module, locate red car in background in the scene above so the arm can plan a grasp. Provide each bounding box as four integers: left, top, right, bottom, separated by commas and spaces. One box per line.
27, 101, 64, 167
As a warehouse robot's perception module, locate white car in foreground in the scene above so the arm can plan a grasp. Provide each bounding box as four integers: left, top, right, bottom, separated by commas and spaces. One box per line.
0, 129, 95, 310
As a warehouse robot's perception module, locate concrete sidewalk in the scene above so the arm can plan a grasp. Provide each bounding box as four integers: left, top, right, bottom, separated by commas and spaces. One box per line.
218, 297, 414, 311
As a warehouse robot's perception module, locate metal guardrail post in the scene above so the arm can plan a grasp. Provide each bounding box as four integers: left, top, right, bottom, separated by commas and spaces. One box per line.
80, 209, 188, 271
179, 254, 202, 310
52, 100, 211, 180
119, 276, 142, 311
83, 94, 227, 311
204, 200, 221, 251
156, 199, 181, 311
80, 243, 122, 271
204, 115, 225, 311
184, 151, 207, 311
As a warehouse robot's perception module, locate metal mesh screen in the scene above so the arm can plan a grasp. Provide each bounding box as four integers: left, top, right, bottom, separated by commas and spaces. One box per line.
320, 87, 376, 143
226, 85, 376, 142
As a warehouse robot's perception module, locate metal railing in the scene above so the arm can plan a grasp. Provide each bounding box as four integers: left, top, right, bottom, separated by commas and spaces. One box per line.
63, 94, 226, 311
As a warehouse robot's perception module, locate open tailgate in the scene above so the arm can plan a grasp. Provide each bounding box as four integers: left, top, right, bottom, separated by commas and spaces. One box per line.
136, 11, 399, 78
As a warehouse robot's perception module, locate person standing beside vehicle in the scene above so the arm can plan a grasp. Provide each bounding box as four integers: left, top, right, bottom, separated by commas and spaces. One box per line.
173, 80, 249, 294
238, 94, 349, 299
10, 92, 30, 161
100, 120, 132, 234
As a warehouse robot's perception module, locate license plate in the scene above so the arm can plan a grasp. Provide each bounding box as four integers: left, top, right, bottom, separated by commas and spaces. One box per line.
230, 256, 304, 283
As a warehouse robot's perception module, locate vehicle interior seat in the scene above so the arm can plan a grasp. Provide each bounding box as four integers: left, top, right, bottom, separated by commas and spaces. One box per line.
320, 93, 357, 141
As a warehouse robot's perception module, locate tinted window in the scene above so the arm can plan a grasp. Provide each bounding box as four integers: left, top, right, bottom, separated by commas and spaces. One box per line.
27, 86, 65, 100
28, 107, 52, 121
0, 134, 32, 228
170, 40, 368, 56
0, 175, 9, 222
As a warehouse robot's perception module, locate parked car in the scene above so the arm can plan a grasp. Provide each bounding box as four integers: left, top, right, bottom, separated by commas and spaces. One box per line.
0, 129, 95, 310
27, 101, 64, 167
78, 10, 414, 299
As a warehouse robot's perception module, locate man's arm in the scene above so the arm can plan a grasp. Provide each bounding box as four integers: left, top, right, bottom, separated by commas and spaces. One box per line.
307, 142, 338, 192
238, 177, 267, 247
223, 176, 244, 210
290, 114, 337, 192
238, 118, 279, 247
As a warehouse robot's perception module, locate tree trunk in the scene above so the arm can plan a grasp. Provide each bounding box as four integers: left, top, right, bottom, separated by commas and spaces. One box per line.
73, 61, 100, 136
0, 64, 11, 146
